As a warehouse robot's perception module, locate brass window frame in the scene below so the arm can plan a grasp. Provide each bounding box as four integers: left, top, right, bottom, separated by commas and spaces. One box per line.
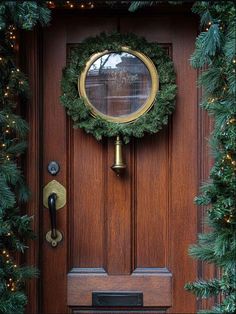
78, 47, 159, 123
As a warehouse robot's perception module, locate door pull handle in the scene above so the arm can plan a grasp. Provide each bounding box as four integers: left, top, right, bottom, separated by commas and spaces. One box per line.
46, 193, 63, 247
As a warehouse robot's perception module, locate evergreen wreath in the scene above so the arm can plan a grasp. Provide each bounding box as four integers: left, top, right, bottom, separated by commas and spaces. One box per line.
61, 32, 177, 143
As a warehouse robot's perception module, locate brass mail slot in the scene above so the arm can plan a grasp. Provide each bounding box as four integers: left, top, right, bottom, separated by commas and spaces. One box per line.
92, 292, 143, 307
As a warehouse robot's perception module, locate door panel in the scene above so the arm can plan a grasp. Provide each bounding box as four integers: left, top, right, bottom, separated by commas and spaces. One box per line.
41, 10, 198, 314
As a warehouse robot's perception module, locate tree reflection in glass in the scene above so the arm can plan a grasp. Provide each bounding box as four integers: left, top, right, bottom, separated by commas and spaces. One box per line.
85, 52, 152, 119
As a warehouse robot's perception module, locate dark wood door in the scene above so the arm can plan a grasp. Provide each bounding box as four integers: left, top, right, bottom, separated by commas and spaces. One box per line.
26, 8, 201, 314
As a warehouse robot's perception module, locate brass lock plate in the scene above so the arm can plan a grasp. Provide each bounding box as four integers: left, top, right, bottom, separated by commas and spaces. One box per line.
43, 180, 66, 210
46, 229, 63, 247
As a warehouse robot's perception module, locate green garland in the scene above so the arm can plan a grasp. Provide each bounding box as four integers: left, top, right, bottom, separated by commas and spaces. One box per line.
0, 2, 50, 313
184, 2, 236, 313
61, 32, 176, 143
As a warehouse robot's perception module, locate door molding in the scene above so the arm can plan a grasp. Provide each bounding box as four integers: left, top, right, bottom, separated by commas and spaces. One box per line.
20, 27, 43, 314
68, 267, 172, 308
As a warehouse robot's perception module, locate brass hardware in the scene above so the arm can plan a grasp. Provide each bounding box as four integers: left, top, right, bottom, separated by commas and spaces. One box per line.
78, 46, 159, 123
43, 180, 66, 210
46, 229, 63, 247
111, 136, 126, 176
45, 192, 63, 248
43, 181, 65, 248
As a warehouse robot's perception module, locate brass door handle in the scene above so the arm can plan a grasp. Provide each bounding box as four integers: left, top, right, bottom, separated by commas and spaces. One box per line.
46, 193, 63, 247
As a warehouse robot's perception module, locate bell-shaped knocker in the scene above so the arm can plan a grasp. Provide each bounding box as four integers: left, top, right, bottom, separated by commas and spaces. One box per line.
111, 136, 126, 176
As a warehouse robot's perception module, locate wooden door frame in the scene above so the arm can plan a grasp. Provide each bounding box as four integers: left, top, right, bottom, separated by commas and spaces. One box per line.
20, 7, 214, 314
20, 27, 43, 314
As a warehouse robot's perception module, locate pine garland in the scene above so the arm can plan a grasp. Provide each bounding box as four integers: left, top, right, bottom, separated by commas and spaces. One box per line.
184, 2, 236, 313
0, 2, 50, 313
61, 32, 176, 143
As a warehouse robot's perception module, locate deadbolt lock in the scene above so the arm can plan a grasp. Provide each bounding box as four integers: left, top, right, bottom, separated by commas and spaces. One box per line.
43, 180, 66, 210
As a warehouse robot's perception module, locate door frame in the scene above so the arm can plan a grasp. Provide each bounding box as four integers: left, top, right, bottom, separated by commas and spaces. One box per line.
20, 6, 214, 314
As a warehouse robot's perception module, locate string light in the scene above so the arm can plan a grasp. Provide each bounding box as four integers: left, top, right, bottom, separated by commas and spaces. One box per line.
7, 25, 17, 49
7, 277, 16, 291
224, 214, 234, 224
47, 1, 55, 8
46, 1, 95, 9
229, 118, 236, 124
0, 250, 18, 292
208, 98, 217, 103
226, 154, 232, 160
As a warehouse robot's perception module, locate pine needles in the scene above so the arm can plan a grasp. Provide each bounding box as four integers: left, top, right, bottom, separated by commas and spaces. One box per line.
0, 2, 50, 313
186, 2, 236, 313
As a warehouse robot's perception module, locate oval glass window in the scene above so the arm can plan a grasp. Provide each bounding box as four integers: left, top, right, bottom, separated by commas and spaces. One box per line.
79, 48, 159, 123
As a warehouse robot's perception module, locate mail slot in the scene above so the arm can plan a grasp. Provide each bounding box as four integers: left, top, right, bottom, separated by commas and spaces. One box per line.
92, 292, 143, 306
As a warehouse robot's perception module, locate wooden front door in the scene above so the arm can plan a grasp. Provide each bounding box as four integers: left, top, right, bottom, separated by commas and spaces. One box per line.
24, 7, 201, 314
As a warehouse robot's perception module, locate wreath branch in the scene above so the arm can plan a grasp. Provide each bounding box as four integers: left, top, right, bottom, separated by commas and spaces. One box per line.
61, 32, 177, 143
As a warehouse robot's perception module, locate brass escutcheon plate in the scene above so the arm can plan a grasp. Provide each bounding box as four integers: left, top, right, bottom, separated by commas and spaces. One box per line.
46, 229, 63, 247
43, 180, 66, 210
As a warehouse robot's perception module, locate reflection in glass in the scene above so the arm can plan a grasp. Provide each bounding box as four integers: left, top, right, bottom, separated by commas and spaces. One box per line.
85, 52, 152, 118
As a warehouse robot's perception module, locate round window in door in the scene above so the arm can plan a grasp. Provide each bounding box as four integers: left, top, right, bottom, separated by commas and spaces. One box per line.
78, 48, 158, 123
